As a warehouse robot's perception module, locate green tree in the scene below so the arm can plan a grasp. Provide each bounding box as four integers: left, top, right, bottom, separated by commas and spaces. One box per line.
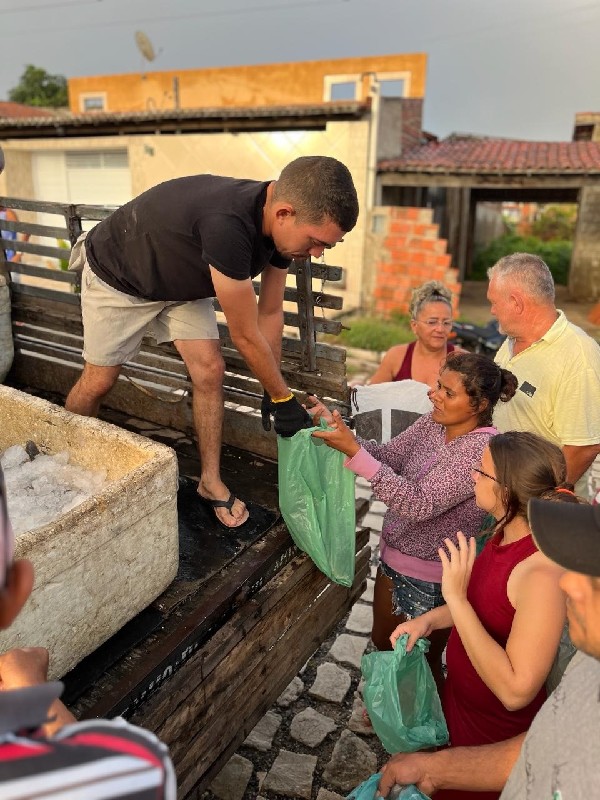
531, 205, 578, 242
8, 65, 68, 108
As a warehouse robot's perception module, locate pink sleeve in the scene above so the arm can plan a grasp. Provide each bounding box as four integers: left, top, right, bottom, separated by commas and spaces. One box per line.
344, 447, 381, 480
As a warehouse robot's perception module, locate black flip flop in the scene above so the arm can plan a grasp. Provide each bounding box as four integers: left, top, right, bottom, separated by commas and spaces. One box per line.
198, 492, 249, 530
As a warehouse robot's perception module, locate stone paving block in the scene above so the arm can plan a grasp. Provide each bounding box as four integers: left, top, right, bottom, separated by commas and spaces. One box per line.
290, 706, 337, 747
369, 500, 388, 515
329, 633, 369, 669
262, 749, 317, 799
243, 710, 282, 752
368, 531, 381, 551
210, 754, 253, 800
363, 512, 384, 532
370, 564, 378, 579
309, 661, 351, 703
355, 476, 371, 490
347, 695, 376, 736
322, 730, 378, 792
355, 484, 373, 501
361, 578, 374, 602
277, 676, 304, 707
345, 602, 373, 635
317, 790, 345, 800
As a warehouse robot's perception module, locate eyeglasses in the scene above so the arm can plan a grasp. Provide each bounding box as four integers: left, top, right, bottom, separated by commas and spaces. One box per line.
471, 465, 498, 482
417, 319, 453, 329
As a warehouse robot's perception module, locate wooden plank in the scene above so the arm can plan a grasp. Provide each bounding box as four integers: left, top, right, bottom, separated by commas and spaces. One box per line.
214, 283, 343, 311
0, 197, 72, 215
74, 523, 302, 720
131, 542, 368, 738
283, 310, 342, 334
295, 258, 317, 371
175, 549, 370, 796
288, 261, 343, 281
10, 283, 80, 305
9, 284, 346, 360
9, 262, 76, 284
0, 219, 69, 239
5, 239, 71, 261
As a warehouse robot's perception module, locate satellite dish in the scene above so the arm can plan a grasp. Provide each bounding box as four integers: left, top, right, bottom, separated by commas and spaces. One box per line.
135, 31, 156, 62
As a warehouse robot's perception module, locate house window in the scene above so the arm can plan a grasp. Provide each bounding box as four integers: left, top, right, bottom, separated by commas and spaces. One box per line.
324, 75, 359, 102
373, 72, 410, 98
379, 78, 405, 98
329, 81, 357, 101
81, 94, 106, 112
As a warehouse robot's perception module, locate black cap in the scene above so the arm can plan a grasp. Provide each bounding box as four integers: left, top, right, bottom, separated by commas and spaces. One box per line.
528, 498, 600, 577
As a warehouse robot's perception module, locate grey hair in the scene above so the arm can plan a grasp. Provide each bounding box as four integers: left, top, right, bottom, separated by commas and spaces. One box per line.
409, 280, 453, 320
487, 253, 555, 303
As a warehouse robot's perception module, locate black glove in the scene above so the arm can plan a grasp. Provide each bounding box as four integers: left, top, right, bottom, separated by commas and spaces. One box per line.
261, 390, 275, 431
273, 395, 312, 437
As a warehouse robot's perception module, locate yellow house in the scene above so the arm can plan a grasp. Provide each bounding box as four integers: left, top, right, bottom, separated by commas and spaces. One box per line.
1, 54, 430, 313
68, 53, 426, 114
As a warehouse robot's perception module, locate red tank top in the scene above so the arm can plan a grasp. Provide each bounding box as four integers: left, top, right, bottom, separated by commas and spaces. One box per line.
394, 341, 455, 381
437, 531, 546, 800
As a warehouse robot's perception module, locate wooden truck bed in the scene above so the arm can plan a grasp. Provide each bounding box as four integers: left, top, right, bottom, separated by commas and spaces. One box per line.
0, 197, 367, 797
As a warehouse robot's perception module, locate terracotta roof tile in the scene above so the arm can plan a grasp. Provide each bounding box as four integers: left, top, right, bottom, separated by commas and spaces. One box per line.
379, 136, 600, 174
0, 101, 54, 119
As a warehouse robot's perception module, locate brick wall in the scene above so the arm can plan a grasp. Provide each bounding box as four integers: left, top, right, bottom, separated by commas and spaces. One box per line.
400, 98, 424, 153
369, 206, 462, 317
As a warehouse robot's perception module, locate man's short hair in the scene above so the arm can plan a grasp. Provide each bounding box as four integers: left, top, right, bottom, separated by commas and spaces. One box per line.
487, 252, 555, 303
273, 156, 359, 232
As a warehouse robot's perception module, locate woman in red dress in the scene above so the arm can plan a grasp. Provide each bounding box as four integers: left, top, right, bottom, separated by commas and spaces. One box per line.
390, 432, 571, 800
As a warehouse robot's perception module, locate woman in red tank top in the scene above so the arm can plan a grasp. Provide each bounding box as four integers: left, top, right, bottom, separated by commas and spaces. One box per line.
390, 432, 571, 800
369, 281, 459, 389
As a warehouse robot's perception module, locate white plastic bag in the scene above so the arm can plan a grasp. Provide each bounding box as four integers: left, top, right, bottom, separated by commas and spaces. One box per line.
351, 379, 432, 444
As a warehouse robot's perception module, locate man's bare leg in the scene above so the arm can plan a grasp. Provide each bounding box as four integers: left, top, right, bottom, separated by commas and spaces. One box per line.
65, 363, 122, 417
175, 338, 248, 527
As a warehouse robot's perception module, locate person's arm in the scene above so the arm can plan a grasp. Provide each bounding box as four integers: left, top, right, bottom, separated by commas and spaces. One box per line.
369, 344, 407, 385
0, 647, 76, 737
212, 266, 289, 398
440, 533, 565, 710
256, 264, 287, 364
562, 443, 600, 484
376, 734, 525, 798
389, 603, 453, 651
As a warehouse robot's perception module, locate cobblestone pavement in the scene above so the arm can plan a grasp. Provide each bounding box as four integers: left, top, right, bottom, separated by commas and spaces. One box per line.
201, 477, 387, 800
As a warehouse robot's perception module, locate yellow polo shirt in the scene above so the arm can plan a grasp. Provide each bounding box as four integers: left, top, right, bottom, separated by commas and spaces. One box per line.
493, 311, 600, 447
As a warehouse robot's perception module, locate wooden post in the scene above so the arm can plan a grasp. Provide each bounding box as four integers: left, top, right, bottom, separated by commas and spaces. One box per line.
295, 257, 317, 372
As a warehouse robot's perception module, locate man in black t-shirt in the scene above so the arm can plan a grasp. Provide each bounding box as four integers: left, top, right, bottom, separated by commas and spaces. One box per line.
65, 156, 359, 527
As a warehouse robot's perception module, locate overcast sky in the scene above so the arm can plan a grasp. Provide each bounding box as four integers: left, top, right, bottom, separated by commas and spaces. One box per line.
2, 0, 599, 141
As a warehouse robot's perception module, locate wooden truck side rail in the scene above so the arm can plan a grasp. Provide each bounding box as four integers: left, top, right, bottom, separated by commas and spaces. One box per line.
0, 196, 367, 797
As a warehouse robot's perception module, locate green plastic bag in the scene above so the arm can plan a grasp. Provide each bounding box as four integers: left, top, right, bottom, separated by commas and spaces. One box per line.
278, 422, 356, 587
361, 635, 449, 754
346, 772, 430, 799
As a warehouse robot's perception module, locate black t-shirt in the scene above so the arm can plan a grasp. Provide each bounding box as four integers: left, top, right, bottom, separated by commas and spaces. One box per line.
85, 175, 290, 301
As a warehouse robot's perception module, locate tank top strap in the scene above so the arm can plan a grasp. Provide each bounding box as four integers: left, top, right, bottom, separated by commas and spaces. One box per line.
394, 340, 416, 381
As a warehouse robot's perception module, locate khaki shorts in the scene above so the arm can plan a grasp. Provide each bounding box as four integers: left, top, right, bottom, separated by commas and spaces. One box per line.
73, 237, 218, 367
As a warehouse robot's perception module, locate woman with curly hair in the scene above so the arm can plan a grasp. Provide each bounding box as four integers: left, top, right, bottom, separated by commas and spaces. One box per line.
310, 352, 517, 688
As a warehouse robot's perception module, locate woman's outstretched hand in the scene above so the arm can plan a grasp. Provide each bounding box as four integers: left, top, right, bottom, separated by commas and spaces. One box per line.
303, 395, 334, 425
389, 615, 432, 651
439, 531, 476, 605
311, 409, 360, 458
